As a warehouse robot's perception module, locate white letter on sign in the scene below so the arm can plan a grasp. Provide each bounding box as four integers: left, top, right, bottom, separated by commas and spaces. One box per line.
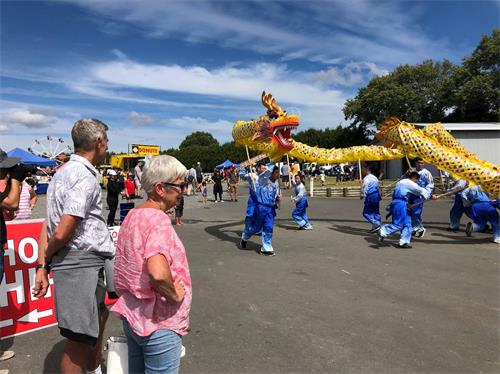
0, 270, 25, 307
18, 237, 38, 264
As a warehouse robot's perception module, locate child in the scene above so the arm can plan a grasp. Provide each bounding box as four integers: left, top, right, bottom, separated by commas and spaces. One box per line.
291, 173, 312, 230
175, 194, 184, 225
201, 180, 208, 204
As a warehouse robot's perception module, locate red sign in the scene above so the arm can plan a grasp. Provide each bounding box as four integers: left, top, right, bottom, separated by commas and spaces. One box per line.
1, 219, 57, 339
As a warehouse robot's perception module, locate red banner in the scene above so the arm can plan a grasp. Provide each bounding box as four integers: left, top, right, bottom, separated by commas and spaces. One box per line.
1, 219, 57, 339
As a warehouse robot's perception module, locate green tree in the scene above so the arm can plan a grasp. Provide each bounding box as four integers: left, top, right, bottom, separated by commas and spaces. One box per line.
294, 125, 368, 148
450, 29, 500, 121
342, 29, 499, 126
343, 60, 456, 127
179, 131, 219, 149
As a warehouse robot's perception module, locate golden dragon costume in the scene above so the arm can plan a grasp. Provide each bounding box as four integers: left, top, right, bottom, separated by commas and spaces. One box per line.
232, 92, 499, 196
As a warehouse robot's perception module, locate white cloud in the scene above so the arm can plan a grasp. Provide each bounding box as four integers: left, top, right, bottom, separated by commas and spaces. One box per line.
312, 62, 389, 87
128, 111, 154, 125
0, 124, 10, 132
65, 0, 458, 66
0, 108, 56, 128
87, 59, 346, 108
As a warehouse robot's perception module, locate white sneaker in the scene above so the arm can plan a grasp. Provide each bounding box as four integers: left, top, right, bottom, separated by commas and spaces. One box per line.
493, 238, 500, 244
0, 350, 15, 361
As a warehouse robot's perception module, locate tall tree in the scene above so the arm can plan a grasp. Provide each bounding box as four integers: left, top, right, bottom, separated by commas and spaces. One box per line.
342, 29, 499, 127
179, 131, 219, 149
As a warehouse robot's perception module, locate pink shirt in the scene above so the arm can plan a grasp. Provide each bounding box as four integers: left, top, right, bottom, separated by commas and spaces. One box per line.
112, 208, 192, 337
14, 181, 33, 220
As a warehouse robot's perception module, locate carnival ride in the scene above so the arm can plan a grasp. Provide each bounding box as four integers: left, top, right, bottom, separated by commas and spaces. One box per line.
28, 135, 72, 164
232, 92, 499, 196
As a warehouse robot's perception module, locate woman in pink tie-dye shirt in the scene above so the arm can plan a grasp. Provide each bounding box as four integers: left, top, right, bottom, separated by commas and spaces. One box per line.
112, 155, 191, 374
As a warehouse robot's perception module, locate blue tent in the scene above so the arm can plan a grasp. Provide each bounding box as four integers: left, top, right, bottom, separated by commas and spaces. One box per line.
7, 148, 57, 167
215, 159, 239, 169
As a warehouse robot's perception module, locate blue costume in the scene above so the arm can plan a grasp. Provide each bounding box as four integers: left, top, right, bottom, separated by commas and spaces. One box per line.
462, 186, 500, 243
241, 170, 279, 253
361, 173, 381, 230
404, 168, 433, 234
447, 179, 472, 230
291, 179, 312, 229
244, 172, 258, 229
379, 179, 430, 246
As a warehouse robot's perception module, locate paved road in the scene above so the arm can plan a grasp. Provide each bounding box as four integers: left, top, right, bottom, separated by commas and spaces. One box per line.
2, 191, 499, 373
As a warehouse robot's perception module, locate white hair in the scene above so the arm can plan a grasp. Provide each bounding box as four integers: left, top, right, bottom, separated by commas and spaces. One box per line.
71, 118, 109, 151
142, 155, 187, 196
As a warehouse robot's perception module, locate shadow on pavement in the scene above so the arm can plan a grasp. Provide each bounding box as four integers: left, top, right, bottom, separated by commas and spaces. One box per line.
43, 340, 65, 374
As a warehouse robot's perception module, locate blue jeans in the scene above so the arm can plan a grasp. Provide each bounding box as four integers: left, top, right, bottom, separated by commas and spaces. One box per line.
123, 319, 182, 374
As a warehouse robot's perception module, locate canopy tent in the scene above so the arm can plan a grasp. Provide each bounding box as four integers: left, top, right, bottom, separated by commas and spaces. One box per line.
7, 148, 57, 167
215, 159, 239, 169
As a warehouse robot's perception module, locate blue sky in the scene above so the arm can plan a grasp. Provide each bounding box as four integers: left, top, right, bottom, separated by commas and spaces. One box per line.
1, 0, 498, 152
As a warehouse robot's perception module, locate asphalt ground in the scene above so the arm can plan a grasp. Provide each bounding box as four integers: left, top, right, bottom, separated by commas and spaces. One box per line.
2, 188, 499, 373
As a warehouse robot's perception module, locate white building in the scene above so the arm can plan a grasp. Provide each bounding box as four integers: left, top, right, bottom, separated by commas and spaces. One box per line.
382, 123, 500, 179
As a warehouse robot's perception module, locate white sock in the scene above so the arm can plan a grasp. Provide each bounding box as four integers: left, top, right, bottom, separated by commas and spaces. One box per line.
86, 365, 102, 374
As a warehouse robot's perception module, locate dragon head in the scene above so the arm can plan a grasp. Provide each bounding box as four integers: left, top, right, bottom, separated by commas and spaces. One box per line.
233, 91, 299, 160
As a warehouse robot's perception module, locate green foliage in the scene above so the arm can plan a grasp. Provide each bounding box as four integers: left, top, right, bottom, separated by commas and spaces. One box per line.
294, 125, 368, 149
343, 29, 499, 126
179, 131, 219, 149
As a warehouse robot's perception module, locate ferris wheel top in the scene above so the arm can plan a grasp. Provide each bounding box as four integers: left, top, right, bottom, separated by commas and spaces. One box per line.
28, 135, 72, 162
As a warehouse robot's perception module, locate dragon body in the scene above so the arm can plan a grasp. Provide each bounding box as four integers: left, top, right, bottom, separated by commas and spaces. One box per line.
233, 92, 499, 196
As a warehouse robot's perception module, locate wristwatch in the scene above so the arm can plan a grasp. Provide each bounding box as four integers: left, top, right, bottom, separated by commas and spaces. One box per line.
36, 263, 51, 272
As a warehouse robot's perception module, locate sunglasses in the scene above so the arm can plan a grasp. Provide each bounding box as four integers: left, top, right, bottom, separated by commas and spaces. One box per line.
162, 182, 187, 191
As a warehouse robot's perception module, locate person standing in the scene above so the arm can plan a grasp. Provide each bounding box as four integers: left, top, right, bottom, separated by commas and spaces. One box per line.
229, 166, 240, 202
0, 149, 29, 364
360, 164, 381, 232
195, 161, 203, 187
42, 118, 115, 374
175, 194, 184, 226
125, 172, 136, 199
134, 161, 144, 198
240, 166, 280, 256
280, 163, 290, 189
112, 155, 191, 374
106, 169, 122, 226
378, 171, 435, 248
405, 157, 434, 238
447, 179, 470, 231
242, 164, 264, 240
291, 173, 312, 230
212, 169, 223, 202
13, 180, 37, 220
186, 165, 197, 196
462, 185, 500, 243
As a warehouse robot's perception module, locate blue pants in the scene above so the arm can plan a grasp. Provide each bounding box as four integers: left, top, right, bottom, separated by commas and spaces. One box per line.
123, 319, 182, 374
363, 193, 381, 228
242, 204, 275, 252
409, 196, 425, 231
449, 194, 472, 230
471, 202, 500, 242
379, 200, 412, 245
292, 197, 312, 229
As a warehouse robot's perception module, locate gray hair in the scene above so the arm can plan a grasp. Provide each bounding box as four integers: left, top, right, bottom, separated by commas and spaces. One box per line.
142, 155, 187, 196
71, 118, 109, 151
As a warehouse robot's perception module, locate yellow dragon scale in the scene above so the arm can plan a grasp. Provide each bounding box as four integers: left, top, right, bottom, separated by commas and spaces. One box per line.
232, 92, 499, 196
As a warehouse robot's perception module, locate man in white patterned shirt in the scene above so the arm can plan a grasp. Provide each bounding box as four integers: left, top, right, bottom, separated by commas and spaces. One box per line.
38, 118, 114, 374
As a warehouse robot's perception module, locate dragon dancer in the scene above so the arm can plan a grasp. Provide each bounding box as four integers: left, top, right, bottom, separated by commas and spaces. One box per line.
462, 185, 500, 244
378, 171, 436, 248
291, 173, 312, 230
240, 166, 280, 256
403, 158, 434, 238
360, 163, 381, 232
446, 178, 471, 232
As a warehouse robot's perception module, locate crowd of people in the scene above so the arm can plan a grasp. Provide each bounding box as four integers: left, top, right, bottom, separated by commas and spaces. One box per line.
0, 118, 498, 374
